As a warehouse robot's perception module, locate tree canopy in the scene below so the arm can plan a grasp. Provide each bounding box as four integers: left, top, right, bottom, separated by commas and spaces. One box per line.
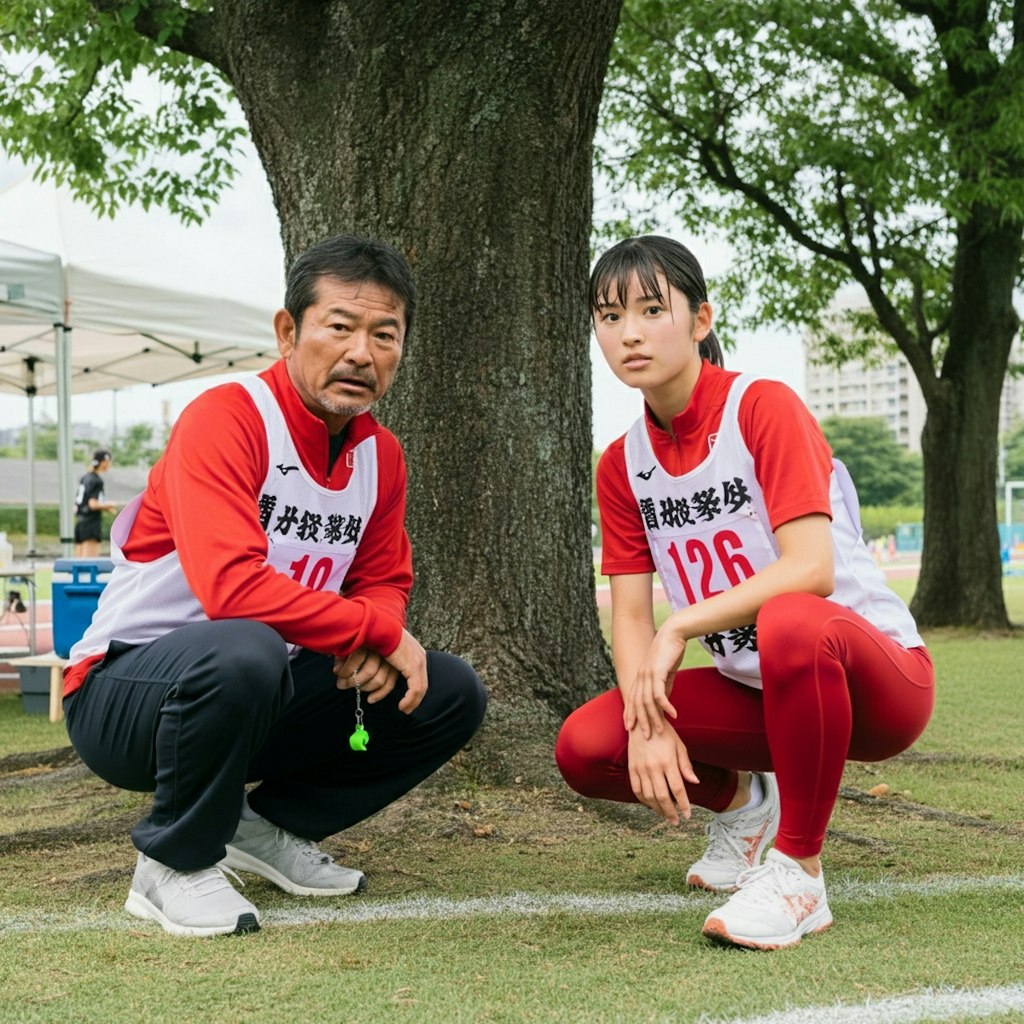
602, 0, 1023, 354
0, 0, 244, 223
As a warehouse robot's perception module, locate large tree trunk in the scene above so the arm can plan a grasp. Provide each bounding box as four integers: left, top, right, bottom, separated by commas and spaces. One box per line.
195, 1, 622, 771
912, 209, 1020, 629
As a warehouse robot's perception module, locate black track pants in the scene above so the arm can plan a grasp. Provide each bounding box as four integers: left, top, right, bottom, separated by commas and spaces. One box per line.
65, 619, 487, 870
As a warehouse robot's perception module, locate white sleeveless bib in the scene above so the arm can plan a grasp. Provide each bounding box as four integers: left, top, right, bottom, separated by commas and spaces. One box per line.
70, 376, 378, 662
624, 375, 922, 689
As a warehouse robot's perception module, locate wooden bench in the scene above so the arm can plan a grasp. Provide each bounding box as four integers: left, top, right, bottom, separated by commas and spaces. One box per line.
10, 652, 68, 723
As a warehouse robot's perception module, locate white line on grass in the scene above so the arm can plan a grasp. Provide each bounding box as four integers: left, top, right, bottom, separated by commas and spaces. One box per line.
708, 982, 1024, 1024
1, 872, 1022, 935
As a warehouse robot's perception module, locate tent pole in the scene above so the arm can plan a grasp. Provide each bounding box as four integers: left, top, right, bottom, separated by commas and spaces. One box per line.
26, 372, 37, 558
55, 322, 74, 557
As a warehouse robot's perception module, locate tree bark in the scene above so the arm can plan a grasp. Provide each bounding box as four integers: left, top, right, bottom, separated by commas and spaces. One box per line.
911, 208, 1021, 629
182, 0, 623, 766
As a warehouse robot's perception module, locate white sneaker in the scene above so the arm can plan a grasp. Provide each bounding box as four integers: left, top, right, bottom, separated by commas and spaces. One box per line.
687, 772, 780, 892
221, 815, 367, 896
124, 852, 260, 937
702, 848, 833, 950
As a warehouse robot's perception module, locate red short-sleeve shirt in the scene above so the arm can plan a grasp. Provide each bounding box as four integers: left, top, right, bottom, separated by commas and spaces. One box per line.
598, 363, 834, 576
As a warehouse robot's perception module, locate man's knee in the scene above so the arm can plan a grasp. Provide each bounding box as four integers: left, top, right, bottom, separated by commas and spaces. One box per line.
185, 620, 292, 714
423, 651, 487, 736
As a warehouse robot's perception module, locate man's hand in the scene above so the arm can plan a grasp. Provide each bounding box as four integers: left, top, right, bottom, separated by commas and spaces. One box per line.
334, 646, 398, 701
627, 727, 700, 824
334, 629, 428, 713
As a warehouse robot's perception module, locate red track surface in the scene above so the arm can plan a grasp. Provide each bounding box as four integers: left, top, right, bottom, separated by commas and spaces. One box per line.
0, 599, 54, 693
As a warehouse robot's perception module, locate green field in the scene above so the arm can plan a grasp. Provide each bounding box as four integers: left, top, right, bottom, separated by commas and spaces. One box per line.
0, 578, 1022, 1023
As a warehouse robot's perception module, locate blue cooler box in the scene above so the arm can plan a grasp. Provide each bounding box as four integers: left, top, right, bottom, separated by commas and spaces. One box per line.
52, 558, 114, 657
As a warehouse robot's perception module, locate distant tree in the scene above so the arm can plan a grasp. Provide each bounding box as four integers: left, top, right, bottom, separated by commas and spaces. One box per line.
602, 0, 1024, 628
820, 416, 923, 507
14, 421, 61, 461
112, 422, 163, 467
1005, 418, 1024, 482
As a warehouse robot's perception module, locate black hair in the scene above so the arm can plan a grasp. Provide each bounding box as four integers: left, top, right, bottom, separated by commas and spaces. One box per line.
589, 235, 724, 367
91, 449, 112, 467
284, 234, 417, 339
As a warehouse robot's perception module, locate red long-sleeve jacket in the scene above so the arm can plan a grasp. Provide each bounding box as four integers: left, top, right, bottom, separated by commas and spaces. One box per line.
63, 359, 411, 697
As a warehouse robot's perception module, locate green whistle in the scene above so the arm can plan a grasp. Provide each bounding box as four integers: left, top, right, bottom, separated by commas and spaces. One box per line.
349, 724, 370, 752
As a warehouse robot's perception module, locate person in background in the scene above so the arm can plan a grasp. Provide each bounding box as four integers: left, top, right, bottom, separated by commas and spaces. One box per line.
73, 449, 118, 557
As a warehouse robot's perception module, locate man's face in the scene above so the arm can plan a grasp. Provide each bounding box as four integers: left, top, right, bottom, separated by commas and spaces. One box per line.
274, 276, 406, 433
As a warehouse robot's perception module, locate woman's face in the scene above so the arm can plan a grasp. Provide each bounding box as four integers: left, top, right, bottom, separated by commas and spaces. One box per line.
593, 271, 712, 400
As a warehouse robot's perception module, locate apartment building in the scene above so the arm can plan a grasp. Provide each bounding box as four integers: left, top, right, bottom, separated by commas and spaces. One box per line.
804, 303, 1024, 453
804, 353, 928, 452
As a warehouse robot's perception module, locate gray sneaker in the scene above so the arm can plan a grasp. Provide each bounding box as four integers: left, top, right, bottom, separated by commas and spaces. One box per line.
221, 816, 367, 896
686, 772, 781, 892
124, 852, 260, 937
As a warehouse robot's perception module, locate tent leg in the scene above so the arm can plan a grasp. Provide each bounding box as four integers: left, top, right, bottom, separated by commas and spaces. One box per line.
55, 323, 74, 557
26, 387, 36, 557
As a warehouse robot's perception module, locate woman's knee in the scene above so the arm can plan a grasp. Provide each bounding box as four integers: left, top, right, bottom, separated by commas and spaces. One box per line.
756, 592, 835, 672
553, 717, 587, 791
554, 702, 621, 796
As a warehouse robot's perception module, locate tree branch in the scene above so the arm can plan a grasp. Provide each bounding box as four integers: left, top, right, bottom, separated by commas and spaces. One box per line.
87, 0, 225, 72
833, 170, 859, 256
892, 0, 939, 18
690, 109, 933, 380
860, 274, 937, 400
696, 133, 853, 267
909, 271, 932, 343
794, 7, 922, 103
619, 6, 684, 53
55, 53, 102, 130
857, 195, 884, 283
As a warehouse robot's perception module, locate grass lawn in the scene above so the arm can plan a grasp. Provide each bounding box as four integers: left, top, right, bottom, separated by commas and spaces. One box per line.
0, 578, 1022, 1023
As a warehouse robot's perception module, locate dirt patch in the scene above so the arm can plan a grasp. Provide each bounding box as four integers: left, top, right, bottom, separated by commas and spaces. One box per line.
0, 746, 80, 775
1, 739, 1019, 867
0, 811, 142, 854
837, 784, 1024, 834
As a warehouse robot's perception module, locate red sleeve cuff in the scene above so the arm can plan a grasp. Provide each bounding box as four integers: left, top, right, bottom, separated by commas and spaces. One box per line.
350, 598, 404, 656
601, 557, 656, 576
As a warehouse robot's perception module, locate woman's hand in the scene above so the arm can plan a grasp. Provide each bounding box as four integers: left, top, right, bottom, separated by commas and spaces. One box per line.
627, 728, 700, 824
625, 619, 687, 738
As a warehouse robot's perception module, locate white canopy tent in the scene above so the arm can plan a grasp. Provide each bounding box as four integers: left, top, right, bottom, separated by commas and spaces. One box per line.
0, 172, 285, 554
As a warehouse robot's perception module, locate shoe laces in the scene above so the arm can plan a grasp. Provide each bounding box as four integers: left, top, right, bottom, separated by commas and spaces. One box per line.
733, 857, 810, 908
177, 863, 245, 896
703, 813, 751, 864
286, 832, 334, 866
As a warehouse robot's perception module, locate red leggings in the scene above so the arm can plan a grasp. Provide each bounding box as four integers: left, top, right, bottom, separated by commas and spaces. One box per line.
555, 593, 934, 858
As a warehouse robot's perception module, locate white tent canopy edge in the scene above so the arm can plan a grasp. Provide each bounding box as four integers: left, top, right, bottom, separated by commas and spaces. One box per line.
0, 171, 285, 555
